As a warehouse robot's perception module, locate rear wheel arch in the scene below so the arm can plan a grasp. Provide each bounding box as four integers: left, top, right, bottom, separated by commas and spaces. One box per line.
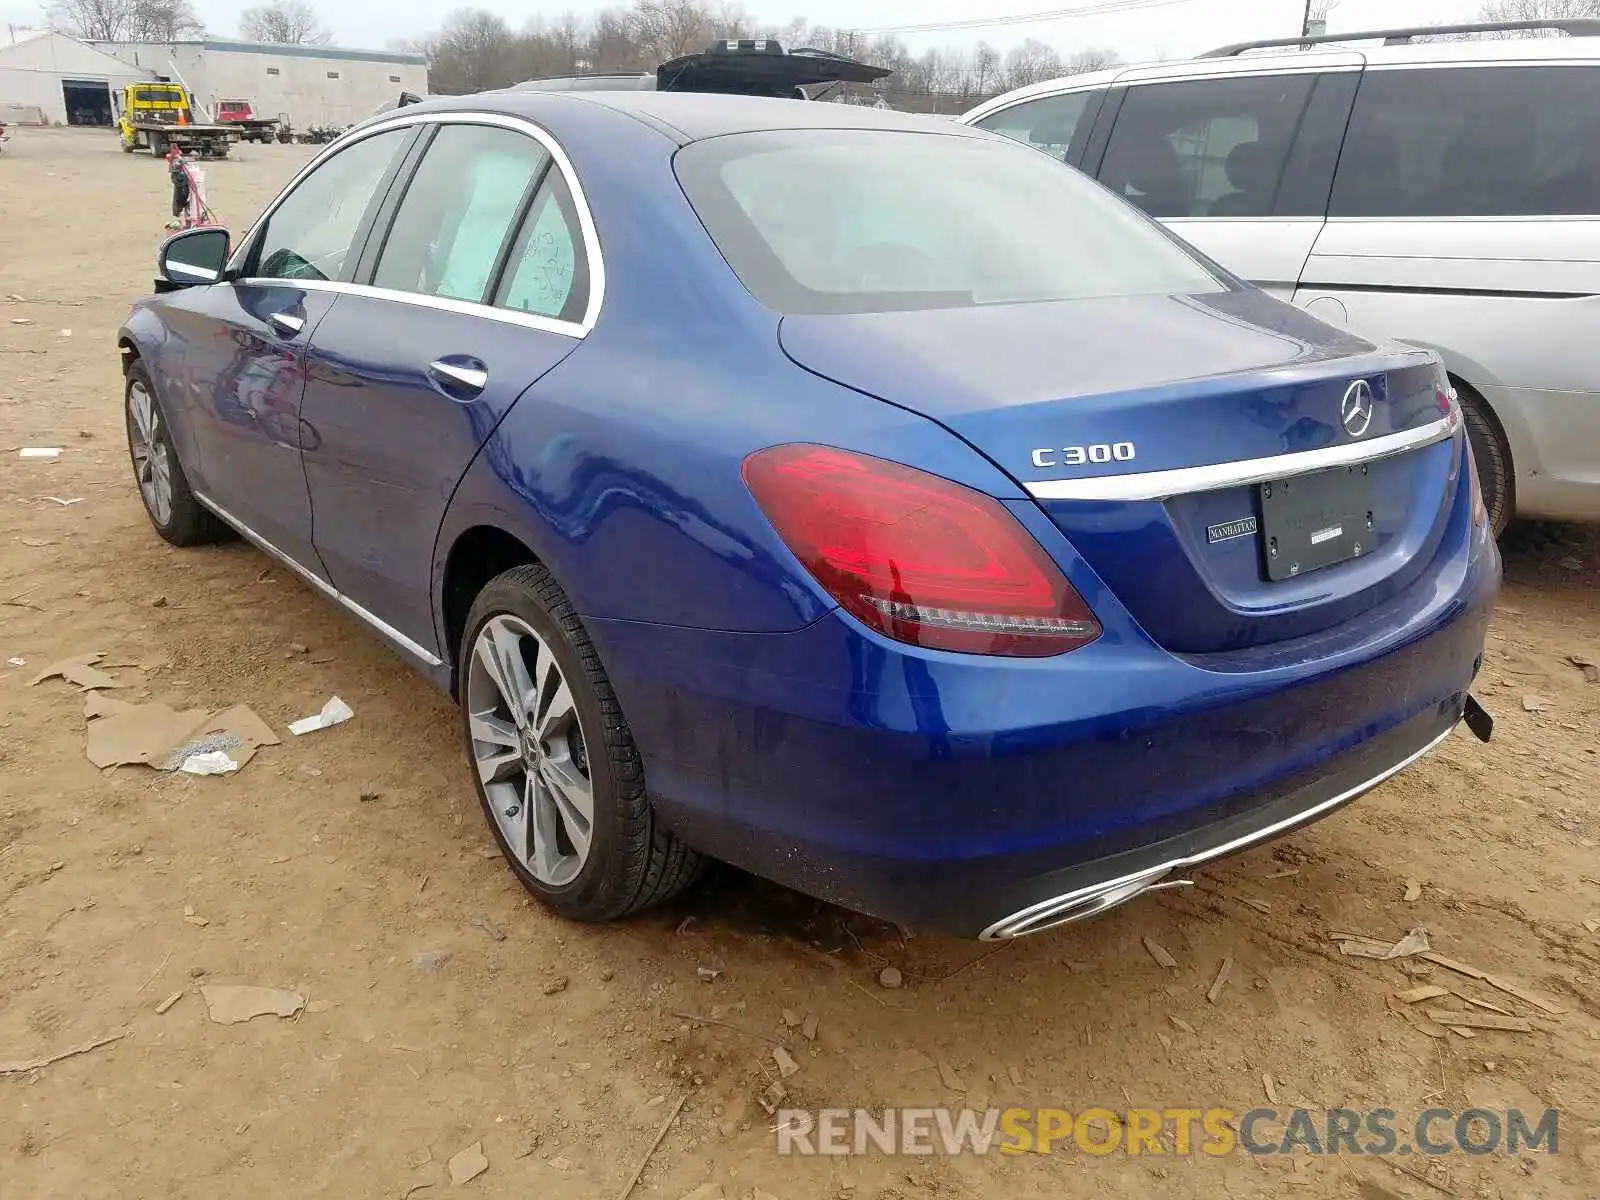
440, 525, 541, 694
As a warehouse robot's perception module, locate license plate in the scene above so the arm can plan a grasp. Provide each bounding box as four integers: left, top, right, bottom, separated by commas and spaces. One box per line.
1257, 465, 1374, 581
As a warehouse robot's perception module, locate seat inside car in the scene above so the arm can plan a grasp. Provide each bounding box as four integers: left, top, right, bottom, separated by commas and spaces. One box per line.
1208, 140, 1274, 216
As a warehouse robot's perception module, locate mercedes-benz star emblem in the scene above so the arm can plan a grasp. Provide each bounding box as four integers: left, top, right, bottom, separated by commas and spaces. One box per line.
1341, 379, 1375, 438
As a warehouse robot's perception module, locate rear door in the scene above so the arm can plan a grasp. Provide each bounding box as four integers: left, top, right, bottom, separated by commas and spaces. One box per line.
299, 117, 593, 654
1092, 63, 1360, 299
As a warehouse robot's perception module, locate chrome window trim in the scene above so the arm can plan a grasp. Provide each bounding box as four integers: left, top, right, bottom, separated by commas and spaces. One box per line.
980, 721, 1457, 939
232, 276, 586, 338
224, 109, 605, 338
195, 491, 445, 668
1026, 409, 1458, 503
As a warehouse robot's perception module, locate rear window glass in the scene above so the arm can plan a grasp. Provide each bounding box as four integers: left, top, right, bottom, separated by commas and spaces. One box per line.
675, 128, 1224, 316
1331, 65, 1600, 218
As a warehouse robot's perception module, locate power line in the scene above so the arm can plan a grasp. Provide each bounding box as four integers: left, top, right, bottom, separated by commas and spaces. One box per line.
846, 0, 1202, 37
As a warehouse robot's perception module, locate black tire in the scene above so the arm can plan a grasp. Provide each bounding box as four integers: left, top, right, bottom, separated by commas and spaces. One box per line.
1456, 380, 1513, 537
460, 564, 704, 922
123, 362, 231, 547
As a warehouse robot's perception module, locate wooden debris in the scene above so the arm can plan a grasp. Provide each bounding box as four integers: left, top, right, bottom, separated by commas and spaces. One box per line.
1007, 1065, 1023, 1086
154, 990, 184, 1015
1, 1030, 128, 1075
1404, 879, 1423, 903
1262, 1073, 1279, 1105
1206, 957, 1233, 1005
1394, 985, 1449, 1004
1584, 918, 1600, 934
1449, 1026, 1477, 1040
937, 1060, 966, 1092
1420, 951, 1487, 980
1233, 896, 1272, 914
1425, 1010, 1534, 1033
800, 1014, 819, 1042
617, 1094, 687, 1200
1169, 1016, 1195, 1034
1142, 937, 1177, 968
1263, 868, 1299, 880
672, 1011, 785, 1047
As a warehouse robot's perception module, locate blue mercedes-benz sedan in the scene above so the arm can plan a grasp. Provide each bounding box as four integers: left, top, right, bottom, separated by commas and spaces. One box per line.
120, 89, 1499, 939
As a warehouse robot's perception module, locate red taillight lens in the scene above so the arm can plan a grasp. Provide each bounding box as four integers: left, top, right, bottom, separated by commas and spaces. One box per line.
743, 444, 1101, 657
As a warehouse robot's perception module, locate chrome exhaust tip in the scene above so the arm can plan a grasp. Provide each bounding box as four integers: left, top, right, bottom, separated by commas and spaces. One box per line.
980, 867, 1189, 940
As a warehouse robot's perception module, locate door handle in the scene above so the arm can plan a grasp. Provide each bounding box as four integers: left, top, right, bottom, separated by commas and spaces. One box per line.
427, 358, 488, 400
267, 310, 305, 337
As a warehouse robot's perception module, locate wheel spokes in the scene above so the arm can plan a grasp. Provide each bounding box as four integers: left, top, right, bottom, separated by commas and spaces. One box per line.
539, 755, 593, 859
466, 612, 595, 888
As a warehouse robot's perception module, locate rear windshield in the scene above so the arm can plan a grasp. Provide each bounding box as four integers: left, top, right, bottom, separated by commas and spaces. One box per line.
134, 86, 185, 100
675, 128, 1224, 315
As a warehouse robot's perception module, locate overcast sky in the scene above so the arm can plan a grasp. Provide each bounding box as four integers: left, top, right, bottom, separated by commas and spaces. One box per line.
8, 0, 1488, 60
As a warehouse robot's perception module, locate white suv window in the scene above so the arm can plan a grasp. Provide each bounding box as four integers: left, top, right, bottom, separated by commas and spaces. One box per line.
1330, 65, 1599, 218
972, 90, 1099, 163
1099, 75, 1315, 219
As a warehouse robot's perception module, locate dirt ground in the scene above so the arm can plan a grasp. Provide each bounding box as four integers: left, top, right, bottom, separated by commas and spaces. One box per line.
1, 127, 1598, 1200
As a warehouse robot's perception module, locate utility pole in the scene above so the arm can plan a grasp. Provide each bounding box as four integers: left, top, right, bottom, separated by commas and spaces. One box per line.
1302, 0, 1314, 37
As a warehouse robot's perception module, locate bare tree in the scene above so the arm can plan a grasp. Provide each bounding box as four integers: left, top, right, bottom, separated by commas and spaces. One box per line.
1002, 37, 1062, 90
47, 0, 132, 41
1480, 0, 1600, 28
427, 9, 516, 94
629, 0, 715, 62
240, 0, 330, 45
129, 0, 203, 40
1064, 46, 1122, 73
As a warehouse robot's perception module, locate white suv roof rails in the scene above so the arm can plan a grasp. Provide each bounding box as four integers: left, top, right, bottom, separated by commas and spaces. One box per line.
1203, 17, 1600, 57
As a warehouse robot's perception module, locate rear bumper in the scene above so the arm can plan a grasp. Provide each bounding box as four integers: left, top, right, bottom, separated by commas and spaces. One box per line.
975, 709, 1457, 938
591, 482, 1498, 938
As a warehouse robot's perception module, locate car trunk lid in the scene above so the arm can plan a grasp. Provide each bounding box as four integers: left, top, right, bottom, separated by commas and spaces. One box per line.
778, 289, 1462, 654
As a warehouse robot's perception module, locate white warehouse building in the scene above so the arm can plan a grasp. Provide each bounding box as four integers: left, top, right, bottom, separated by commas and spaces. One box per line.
91, 38, 429, 130
0, 28, 154, 126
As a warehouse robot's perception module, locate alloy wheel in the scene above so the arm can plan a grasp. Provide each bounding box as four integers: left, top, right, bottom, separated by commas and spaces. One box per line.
127, 380, 173, 526
465, 614, 594, 887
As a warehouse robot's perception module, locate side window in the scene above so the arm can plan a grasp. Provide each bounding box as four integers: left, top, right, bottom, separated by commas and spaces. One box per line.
973, 91, 1099, 164
494, 170, 590, 323
1330, 66, 1600, 218
1098, 75, 1315, 219
251, 128, 410, 282
372, 124, 552, 302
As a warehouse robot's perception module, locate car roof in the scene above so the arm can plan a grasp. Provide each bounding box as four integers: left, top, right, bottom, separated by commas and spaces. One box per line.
420, 89, 986, 145
963, 31, 1600, 124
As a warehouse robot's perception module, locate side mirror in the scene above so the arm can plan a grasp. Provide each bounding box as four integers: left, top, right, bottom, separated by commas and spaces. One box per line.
158, 227, 230, 288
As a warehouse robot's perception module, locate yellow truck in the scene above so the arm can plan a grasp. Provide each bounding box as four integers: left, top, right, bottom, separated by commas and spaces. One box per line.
116, 82, 237, 158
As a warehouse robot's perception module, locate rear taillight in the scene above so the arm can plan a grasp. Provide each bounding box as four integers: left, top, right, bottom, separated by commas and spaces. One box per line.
743, 444, 1100, 657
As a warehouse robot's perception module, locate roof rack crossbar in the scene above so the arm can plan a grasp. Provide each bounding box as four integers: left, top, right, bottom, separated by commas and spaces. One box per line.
1202, 17, 1600, 57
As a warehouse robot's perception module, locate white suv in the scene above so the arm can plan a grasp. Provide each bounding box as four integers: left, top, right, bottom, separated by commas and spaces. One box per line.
962, 20, 1600, 532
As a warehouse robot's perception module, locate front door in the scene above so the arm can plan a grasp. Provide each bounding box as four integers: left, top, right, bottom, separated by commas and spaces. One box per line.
171, 124, 416, 567
299, 120, 592, 653
154, 282, 337, 565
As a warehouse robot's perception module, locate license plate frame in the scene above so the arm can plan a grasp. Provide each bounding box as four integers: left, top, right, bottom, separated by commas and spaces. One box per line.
1257, 464, 1374, 581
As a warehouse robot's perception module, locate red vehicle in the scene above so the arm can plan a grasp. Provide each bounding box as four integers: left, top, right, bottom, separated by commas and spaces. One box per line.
214, 99, 278, 144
